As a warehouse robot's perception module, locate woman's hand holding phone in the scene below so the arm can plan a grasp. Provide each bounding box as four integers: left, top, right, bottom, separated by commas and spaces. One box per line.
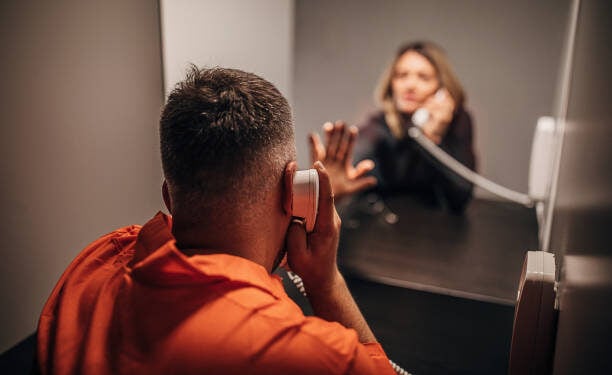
308, 121, 377, 200
420, 88, 455, 144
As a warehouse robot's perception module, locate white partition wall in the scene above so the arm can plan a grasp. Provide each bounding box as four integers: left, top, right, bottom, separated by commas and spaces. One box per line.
160, 0, 294, 101
548, 0, 612, 372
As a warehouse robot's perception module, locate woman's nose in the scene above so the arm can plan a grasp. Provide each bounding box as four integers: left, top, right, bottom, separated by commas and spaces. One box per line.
402, 76, 417, 91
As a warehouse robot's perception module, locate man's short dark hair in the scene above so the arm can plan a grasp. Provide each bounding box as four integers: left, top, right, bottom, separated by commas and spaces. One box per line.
160, 66, 295, 215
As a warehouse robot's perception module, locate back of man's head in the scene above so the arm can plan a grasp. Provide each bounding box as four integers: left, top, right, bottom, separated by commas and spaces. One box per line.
160, 66, 295, 223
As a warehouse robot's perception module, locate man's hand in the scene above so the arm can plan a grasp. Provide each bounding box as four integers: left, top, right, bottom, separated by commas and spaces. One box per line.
284, 162, 378, 344
421, 88, 455, 144
285, 161, 342, 293
308, 121, 377, 200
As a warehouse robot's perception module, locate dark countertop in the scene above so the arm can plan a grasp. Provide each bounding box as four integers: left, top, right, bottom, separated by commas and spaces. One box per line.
338, 195, 539, 305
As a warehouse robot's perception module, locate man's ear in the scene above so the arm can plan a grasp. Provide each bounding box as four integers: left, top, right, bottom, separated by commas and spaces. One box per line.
162, 180, 172, 214
282, 161, 297, 216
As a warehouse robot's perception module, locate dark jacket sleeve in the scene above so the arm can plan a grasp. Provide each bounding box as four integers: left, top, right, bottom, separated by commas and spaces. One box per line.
432, 107, 477, 212
353, 112, 387, 186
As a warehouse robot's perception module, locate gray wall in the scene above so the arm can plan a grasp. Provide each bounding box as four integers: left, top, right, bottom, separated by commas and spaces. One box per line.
293, 0, 570, 198
0, 0, 164, 351
549, 0, 612, 372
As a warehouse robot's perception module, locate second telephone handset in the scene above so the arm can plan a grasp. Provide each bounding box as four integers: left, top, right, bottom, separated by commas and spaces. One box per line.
412, 88, 445, 127
292, 169, 319, 232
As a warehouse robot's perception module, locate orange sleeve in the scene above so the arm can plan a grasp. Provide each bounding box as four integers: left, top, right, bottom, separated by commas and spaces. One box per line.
237, 310, 398, 375
347, 342, 397, 375
268, 307, 398, 375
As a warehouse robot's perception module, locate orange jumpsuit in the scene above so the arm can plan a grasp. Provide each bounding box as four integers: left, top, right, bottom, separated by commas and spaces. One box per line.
37, 212, 396, 375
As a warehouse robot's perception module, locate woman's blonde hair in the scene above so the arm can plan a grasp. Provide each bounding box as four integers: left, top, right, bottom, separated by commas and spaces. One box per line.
376, 41, 466, 139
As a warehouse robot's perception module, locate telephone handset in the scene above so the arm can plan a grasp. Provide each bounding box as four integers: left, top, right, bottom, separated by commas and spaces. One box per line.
411, 88, 445, 127
292, 169, 319, 232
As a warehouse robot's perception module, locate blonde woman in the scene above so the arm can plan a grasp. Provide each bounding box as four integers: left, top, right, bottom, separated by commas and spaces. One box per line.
310, 41, 477, 213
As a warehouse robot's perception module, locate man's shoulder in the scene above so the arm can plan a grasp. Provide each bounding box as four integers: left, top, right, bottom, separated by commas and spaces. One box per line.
79, 224, 141, 257
100, 224, 142, 243
54, 223, 142, 288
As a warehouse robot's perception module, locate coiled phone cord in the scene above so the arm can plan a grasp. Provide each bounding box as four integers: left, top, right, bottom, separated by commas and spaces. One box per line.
286, 271, 413, 375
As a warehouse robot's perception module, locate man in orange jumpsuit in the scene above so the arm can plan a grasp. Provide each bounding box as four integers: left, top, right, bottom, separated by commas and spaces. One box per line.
36, 67, 397, 374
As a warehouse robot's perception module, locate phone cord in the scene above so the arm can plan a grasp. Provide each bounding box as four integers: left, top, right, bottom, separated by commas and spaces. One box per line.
286, 271, 413, 375
407, 127, 535, 207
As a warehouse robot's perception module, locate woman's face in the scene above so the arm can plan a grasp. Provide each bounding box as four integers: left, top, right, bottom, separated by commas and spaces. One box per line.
391, 51, 440, 114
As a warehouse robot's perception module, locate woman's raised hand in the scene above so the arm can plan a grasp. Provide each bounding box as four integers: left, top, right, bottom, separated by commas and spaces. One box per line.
308, 121, 377, 200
